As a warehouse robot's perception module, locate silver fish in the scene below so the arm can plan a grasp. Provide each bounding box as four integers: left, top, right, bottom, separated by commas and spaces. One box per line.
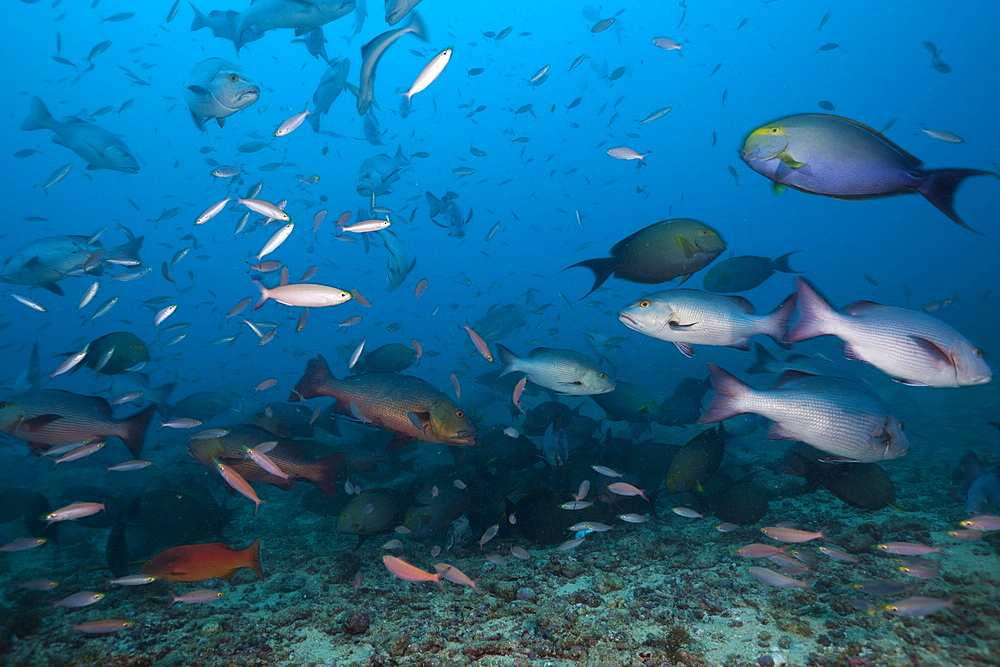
356, 145, 409, 196
2, 235, 142, 292
184, 58, 259, 131
309, 57, 350, 132
701, 365, 910, 463
385, 0, 421, 25
378, 229, 415, 292
496, 345, 615, 396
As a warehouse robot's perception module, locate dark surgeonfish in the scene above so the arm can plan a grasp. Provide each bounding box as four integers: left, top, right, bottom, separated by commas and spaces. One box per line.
702, 252, 801, 293
565, 219, 726, 298
290, 355, 476, 449
0, 390, 155, 457
308, 57, 350, 132
184, 58, 259, 131
701, 365, 909, 463
783, 445, 896, 510
740, 113, 999, 232
80, 332, 151, 375
21, 97, 139, 173
665, 425, 727, 493
2, 234, 142, 294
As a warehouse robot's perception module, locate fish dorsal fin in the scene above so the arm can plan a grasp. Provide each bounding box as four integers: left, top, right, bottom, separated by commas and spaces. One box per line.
843, 300, 884, 316
773, 369, 818, 388
812, 114, 923, 166
728, 295, 755, 314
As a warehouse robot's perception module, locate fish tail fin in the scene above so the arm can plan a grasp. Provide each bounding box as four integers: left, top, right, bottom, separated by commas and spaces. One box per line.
495, 344, 519, 377
120, 404, 156, 458
22, 96, 55, 132
917, 169, 997, 234
699, 364, 751, 424
108, 235, 144, 265
770, 250, 802, 274
291, 355, 336, 401
763, 293, 798, 348
310, 452, 346, 498
253, 281, 270, 310
307, 111, 321, 133
244, 537, 264, 580
562, 258, 616, 298
189, 3, 207, 31
785, 278, 836, 343
407, 12, 428, 42
746, 343, 778, 374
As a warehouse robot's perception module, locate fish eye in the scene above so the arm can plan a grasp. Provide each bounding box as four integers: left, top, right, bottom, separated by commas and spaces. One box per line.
770, 127, 780, 133
456, 410, 465, 418
229, 74, 239, 82
598, 373, 608, 380
638, 300, 649, 308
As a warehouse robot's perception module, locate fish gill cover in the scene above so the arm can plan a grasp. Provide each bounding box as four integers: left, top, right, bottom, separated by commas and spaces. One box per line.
0, 0, 998, 664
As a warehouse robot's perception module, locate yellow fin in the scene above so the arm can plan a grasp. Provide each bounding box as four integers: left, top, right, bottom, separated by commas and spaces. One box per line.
778, 152, 805, 169
772, 182, 787, 196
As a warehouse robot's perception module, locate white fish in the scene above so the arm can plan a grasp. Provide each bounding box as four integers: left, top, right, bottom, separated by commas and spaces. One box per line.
50, 347, 89, 379
638, 106, 672, 124
11, 294, 47, 312
256, 223, 294, 260
652, 36, 683, 51
340, 219, 391, 233
606, 146, 646, 162
349, 338, 366, 369
274, 110, 312, 137
239, 198, 291, 222
154, 304, 177, 327
254, 282, 352, 309
402, 48, 452, 101
195, 198, 231, 225
920, 128, 963, 143
78, 280, 100, 309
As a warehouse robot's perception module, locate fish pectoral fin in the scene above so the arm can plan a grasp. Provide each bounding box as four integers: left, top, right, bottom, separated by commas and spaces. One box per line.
778, 152, 805, 169
674, 236, 698, 259
893, 378, 931, 387
672, 342, 695, 358
841, 343, 867, 363
39, 282, 64, 296
818, 456, 861, 464
187, 85, 209, 95
216, 117, 226, 128
406, 411, 429, 432
908, 336, 953, 365
19, 414, 63, 432
668, 321, 697, 330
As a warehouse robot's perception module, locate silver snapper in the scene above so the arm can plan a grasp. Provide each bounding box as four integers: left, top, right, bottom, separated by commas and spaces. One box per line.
618, 289, 796, 358
184, 58, 260, 131
787, 279, 991, 388
377, 229, 415, 292
356, 145, 409, 196
308, 57, 350, 132
701, 365, 909, 463
496, 345, 616, 396
2, 235, 143, 293
234, 0, 356, 51
385, 0, 422, 25
21, 97, 139, 173
357, 12, 427, 115
190, 5, 265, 48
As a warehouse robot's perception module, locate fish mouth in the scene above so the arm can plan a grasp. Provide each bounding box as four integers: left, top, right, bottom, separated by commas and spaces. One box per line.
452, 430, 477, 445
617, 312, 638, 328
237, 87, 260, 102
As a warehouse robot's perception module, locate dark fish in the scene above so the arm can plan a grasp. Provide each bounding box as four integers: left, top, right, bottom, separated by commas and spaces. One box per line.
665, 425, 727, 493
565, 219, 726, 297
590, 381, 660, 423
702, 252, 801, 293
351, 343, 417, 375
290, 356, 476, 448
82, 332, 150, 375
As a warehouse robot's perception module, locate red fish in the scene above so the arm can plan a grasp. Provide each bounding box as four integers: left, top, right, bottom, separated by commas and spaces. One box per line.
142, 539, 263, 582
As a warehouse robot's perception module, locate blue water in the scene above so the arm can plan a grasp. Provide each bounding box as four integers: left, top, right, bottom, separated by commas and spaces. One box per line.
2, 1, 998, 663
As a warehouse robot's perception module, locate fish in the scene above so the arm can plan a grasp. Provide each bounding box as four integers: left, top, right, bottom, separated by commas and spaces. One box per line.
21, 97, 139, 173
254, 282, 352, 309
290, 355, 476, 448
141, 539, 263, 582
606, 146, 646, 162
619, 290, 796, 358
350, 343, 416, 374
496, 344, 615, 396
383, 555, 442, 590
227, 0, 355, 52
378, 229, 415, 292
652, 36, 683, 52
275, 110, 312, 137
702, 252, 801, 293
747, 566, 810, 590
0, 390, 155, 457
740, 114, 999, 232
356, 145, 409, 196
81, 332, 151, 375
787, 279, 991, 387
73, 620, 134, 634
308, 57, 351, 132
357, 12, 427, 115
700, 365, 910, 463
565, 219, 726, 298
385, 0, 422, 25
665, 425, 727, 493
188, 424, 343, 497
184, 58, 260, 131
883, 596, 954, 617
590, 381, 659, 424
402, 47, 452, 106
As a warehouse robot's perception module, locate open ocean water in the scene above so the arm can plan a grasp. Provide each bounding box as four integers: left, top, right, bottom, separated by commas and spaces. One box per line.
1, 0, 998, 665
